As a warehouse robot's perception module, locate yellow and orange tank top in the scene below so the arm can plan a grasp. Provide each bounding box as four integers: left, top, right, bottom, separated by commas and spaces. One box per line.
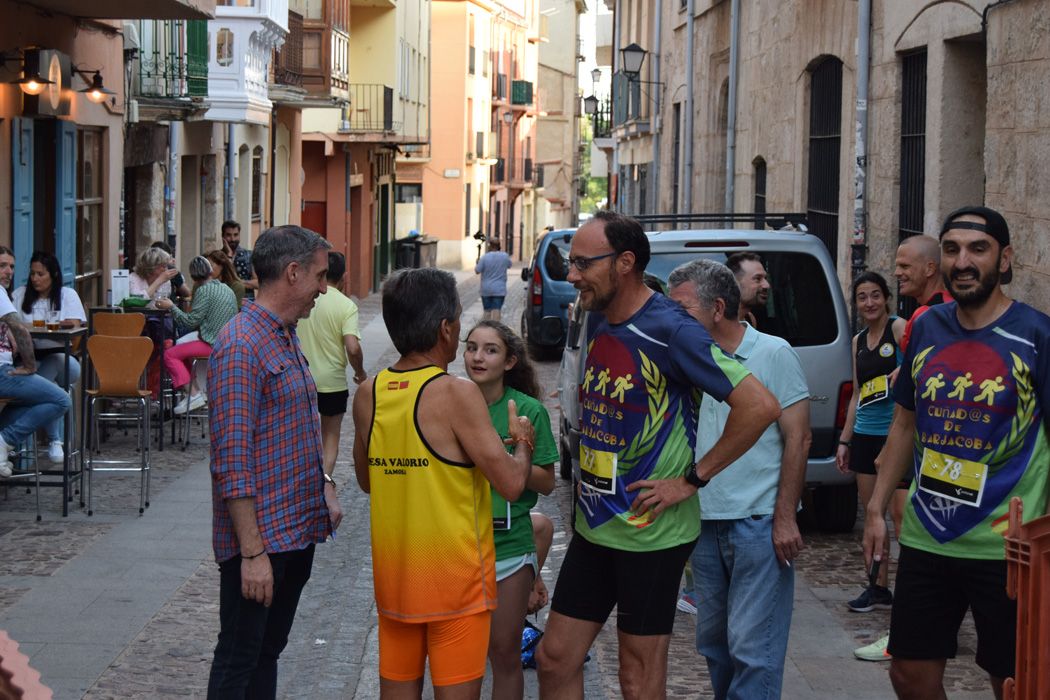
367, 366, 496, 622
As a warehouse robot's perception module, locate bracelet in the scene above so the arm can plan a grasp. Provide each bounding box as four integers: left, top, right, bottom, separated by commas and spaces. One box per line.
242, 549, 266, 560
514, 436, 534, 453
839, 440, 851, 448
322, 472, 337, 489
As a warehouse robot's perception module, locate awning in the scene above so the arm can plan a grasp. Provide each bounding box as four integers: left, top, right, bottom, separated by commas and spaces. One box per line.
26, 0, 214, 19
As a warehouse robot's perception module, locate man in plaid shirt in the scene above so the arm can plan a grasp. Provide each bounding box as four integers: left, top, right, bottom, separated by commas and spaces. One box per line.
206, 226, 341, 698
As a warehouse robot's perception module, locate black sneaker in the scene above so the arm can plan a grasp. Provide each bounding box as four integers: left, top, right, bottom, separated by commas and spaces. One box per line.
847, 585, 893, 612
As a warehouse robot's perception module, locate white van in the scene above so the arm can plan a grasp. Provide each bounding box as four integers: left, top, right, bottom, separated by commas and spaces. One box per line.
556, 223, 858, 532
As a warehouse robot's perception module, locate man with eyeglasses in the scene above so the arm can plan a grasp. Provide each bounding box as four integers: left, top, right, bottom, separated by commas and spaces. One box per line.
535, 210, 782, 700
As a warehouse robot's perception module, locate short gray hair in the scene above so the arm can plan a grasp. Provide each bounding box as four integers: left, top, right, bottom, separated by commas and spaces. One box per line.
668, 258, 740, 321
134, 247, 170, 278
251, 226, 332, 285
188, 256, 212, 282
382, 268, 460, 355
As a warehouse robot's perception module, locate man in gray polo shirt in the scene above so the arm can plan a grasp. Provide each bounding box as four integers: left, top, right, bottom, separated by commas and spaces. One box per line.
668, 258, 810, 699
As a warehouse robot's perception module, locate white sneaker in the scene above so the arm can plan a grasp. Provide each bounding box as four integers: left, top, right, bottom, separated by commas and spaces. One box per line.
172, 395, 190, 415
48, 440, 64, 464
0, 461, 11, 478
186, 393, 207, 413
0, 440, 11, 476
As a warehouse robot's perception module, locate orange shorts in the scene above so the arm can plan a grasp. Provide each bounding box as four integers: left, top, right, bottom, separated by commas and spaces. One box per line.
378, 611, 492, 686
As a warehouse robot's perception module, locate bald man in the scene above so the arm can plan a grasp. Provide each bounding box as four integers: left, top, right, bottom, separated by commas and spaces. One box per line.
894, 235, 951, 351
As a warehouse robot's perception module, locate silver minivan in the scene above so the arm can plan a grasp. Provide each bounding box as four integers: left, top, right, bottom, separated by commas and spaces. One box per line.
556, 225, 858, 532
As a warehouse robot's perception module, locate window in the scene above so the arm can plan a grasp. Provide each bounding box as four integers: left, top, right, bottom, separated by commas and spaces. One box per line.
647, 251, 838, 347
76, 128, 104, 306
806, 56, 843, 263
303, 31, 321, 69
542, 233, 572, 282
464, 183, 472, 237
395, 184, 422, 203
898, 49, 927, 317
672, 103, 682, 214
753, 157, 767, 226
216, 28, 234, 67
251, 146, 263, 221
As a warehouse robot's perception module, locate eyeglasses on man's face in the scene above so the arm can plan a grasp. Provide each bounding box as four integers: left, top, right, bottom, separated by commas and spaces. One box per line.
567, 251, 618, 272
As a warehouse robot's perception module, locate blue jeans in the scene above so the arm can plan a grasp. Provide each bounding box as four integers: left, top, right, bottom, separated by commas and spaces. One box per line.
0, 365, 72, 449
692, 516, 794, 700
207, 546, 315, 699
34, 354, 81, 441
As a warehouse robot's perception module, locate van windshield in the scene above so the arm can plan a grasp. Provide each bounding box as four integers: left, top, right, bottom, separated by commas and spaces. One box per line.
646, 251, 838, 347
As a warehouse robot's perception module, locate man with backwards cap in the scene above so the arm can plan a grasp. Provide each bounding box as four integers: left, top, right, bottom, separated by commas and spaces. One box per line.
863, 206, 1050, 699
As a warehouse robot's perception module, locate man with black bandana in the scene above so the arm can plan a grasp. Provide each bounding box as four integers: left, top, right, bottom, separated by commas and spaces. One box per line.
863, 206, 1050, 699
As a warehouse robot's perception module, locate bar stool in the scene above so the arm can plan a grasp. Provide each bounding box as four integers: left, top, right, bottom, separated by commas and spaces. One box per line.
84, 335, 153, 516
178, 356, 210, 451
0, 400, 41, 521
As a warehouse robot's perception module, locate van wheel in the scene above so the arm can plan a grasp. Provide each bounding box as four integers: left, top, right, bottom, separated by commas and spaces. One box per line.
559, 439, 573, 480
812, 483, 859, 533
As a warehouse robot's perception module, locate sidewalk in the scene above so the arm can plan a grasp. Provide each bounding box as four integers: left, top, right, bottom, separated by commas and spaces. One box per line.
0, 265, 992, 699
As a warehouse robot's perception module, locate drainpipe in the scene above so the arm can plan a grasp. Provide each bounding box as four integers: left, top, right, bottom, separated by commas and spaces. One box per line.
650, 0, 662, 215
166, 123, 179, 253
724, 0, 740, 215
225, 124, 236, 221
851, 0, 871, 282
682, 0, 695, 212
612, 0, 622, 210
269, 106, 278, 228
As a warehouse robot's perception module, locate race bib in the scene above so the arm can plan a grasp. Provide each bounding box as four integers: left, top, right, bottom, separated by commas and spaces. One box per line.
580, 443, 617, 495
918, 447, 987, 507
858, 374, 890, 408
492, 491, 512, 530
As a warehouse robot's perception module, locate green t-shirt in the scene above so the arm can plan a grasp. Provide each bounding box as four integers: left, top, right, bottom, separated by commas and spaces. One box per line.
488, 387, 559, 560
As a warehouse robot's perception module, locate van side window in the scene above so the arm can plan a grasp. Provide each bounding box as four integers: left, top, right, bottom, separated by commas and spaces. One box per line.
544, 237, 571, 282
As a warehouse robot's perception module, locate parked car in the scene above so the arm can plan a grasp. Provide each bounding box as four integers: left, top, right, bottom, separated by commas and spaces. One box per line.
520, 228, 576, 357
556, 223, 859, 532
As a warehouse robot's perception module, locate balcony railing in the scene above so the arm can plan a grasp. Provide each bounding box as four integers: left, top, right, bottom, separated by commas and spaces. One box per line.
589, 96, 613, 138
216, 0, 289, 33
491, 158, 505, 183
273, 9, 303, 86
511, 80, 533, 106
135, 19, 209, 99
346, 84, 396, 131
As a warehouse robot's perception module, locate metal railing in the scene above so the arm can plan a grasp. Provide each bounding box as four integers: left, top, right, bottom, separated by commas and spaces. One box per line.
589, 97, 612, 138
491, 158, 505, 182
346, 84, 396, 131
273, 10, 303, 86
135, 19, 208, 99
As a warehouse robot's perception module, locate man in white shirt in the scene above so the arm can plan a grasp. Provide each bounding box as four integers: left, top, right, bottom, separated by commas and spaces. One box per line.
0, 247, 71, 477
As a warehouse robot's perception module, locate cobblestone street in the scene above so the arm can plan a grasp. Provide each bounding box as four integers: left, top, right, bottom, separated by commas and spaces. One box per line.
0, 267, 992, 699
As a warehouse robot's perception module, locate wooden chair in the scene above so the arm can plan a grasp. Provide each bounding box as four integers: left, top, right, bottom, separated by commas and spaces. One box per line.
84, 335, 153, 516
91, 312, 145, 337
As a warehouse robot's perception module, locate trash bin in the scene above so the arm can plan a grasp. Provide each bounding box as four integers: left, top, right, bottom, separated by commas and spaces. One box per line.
395, 238, 421, 269
418, 239, 438, 268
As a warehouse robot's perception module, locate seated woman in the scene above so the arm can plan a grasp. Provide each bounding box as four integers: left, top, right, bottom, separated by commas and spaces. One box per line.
205, 249, 246, 308
11, 251, 86, 463
128, 247, 178, 309
155, 256, 238, 415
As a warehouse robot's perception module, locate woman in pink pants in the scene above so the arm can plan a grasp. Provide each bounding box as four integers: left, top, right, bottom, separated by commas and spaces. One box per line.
155, 256, 239, 414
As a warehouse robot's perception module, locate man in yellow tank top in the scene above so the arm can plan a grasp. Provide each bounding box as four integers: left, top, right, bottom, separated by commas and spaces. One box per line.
352, 268, 534, 698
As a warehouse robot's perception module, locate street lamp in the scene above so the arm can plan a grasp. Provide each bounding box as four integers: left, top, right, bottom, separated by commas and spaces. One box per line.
620, 43, 647, 79
78, 70, 116, 104
583, 94, 598, 116
591, 67, 601, 84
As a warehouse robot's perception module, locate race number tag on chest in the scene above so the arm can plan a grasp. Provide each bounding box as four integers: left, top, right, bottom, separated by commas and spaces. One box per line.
580, 444, 617, 495
918, 447, 987, 507
858, 374, 890, 408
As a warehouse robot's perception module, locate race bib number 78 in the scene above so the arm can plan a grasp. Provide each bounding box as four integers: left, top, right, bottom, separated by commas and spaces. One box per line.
918, 447, 987, 507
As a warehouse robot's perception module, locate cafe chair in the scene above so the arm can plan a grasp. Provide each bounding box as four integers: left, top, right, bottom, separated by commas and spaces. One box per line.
91, 312, 145, 337
0, 399, 41, 521
84, 335, 153, 516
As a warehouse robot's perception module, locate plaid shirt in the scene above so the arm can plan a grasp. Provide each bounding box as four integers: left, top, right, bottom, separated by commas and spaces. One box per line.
208, 300, 331, 563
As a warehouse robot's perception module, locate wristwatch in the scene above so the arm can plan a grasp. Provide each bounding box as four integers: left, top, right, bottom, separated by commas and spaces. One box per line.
322, 472, 337, 489
684, 467, 709, 490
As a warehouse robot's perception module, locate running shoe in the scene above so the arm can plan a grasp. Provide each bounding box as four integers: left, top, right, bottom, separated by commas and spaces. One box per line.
676, 592, 697, 615
48, 440, 64, 464
854, 635, 891, 661
847, 585, 893, 612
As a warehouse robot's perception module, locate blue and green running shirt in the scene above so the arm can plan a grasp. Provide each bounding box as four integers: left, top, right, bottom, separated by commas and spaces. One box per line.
894, 301, 1050, 560
575, 293, 750, 552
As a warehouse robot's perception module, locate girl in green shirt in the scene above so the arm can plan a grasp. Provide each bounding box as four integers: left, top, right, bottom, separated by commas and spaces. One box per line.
464, 320, 558, 699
